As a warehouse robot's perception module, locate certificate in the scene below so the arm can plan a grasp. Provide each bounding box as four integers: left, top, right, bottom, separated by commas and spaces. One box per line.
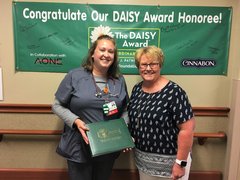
86, 118, 135, 157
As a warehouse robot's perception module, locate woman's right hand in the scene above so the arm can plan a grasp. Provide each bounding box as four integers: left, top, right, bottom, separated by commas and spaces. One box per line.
74, 119, 89, 144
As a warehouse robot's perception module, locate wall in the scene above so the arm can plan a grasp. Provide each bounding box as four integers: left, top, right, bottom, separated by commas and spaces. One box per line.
224, 80, 240, 180
1, 0, 240, 179
224, 0, 240, 179
0, 0, 233, 105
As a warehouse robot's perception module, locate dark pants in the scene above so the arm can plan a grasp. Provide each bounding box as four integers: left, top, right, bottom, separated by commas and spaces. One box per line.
67, 158, 115, 180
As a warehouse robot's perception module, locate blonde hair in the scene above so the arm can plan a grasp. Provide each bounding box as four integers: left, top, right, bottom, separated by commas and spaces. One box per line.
135, 46, 164, 68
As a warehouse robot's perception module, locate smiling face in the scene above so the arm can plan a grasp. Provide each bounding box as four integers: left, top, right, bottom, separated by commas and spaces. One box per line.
139, 54, 161, 83
92, 39, 115, 76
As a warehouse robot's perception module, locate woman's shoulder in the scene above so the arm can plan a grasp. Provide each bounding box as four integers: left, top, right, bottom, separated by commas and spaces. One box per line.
68, 67, 86, 74
111, 74, 125, 84
132, 81, 143, 91
117, 74, 127, 81
68, 67, 90, 77
167, 80, 187, 94
63, 67, 91, 83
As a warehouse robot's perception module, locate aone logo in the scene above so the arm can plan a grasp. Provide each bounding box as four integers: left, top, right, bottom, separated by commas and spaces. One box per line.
181, 59, 216, 68
34, 58, 63, 65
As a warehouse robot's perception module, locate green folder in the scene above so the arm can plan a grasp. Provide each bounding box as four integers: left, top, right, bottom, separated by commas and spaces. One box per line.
86, 118, 135, 157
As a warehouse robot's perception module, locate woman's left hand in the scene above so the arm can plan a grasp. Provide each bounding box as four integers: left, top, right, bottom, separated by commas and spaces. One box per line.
74, 118, 89, 144
171, 163, 185, 180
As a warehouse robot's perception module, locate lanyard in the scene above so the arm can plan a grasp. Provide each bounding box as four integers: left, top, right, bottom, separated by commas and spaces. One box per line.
91, 74, 119, 100
92, 74, 120, 117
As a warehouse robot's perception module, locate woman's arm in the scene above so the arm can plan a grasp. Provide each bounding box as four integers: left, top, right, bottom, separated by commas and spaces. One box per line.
52, 98, 89, 144
172, 118, 195, 180
52, 98, 79, 128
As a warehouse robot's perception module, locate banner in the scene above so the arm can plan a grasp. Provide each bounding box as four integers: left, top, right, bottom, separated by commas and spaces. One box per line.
13, 2, 232, 75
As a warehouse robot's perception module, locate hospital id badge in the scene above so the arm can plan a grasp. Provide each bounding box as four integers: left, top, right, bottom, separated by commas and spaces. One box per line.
103, 101, 118, 116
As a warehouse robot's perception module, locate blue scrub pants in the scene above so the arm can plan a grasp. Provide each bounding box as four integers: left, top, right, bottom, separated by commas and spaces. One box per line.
67, 158, 115, 180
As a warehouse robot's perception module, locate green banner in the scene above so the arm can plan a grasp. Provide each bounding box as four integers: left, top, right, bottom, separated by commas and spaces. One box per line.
13, 2, 232, 75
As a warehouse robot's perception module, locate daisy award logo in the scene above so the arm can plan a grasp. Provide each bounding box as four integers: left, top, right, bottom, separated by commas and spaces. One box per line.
88, 25, 160, 74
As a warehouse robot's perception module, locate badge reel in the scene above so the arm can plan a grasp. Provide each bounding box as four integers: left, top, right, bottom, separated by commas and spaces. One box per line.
103, 101, 118, 116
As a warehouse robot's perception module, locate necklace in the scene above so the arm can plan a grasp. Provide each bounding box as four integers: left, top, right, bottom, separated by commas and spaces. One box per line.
92, 74, 109, 98
91, 73, 119, 99
103, 85, 109, 94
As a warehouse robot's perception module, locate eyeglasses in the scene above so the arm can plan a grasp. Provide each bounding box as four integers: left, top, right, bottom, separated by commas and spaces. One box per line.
139, 62, 159, 69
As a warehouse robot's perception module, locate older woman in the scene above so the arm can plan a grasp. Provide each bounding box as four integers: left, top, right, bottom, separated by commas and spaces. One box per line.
128, 46, 195, 180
